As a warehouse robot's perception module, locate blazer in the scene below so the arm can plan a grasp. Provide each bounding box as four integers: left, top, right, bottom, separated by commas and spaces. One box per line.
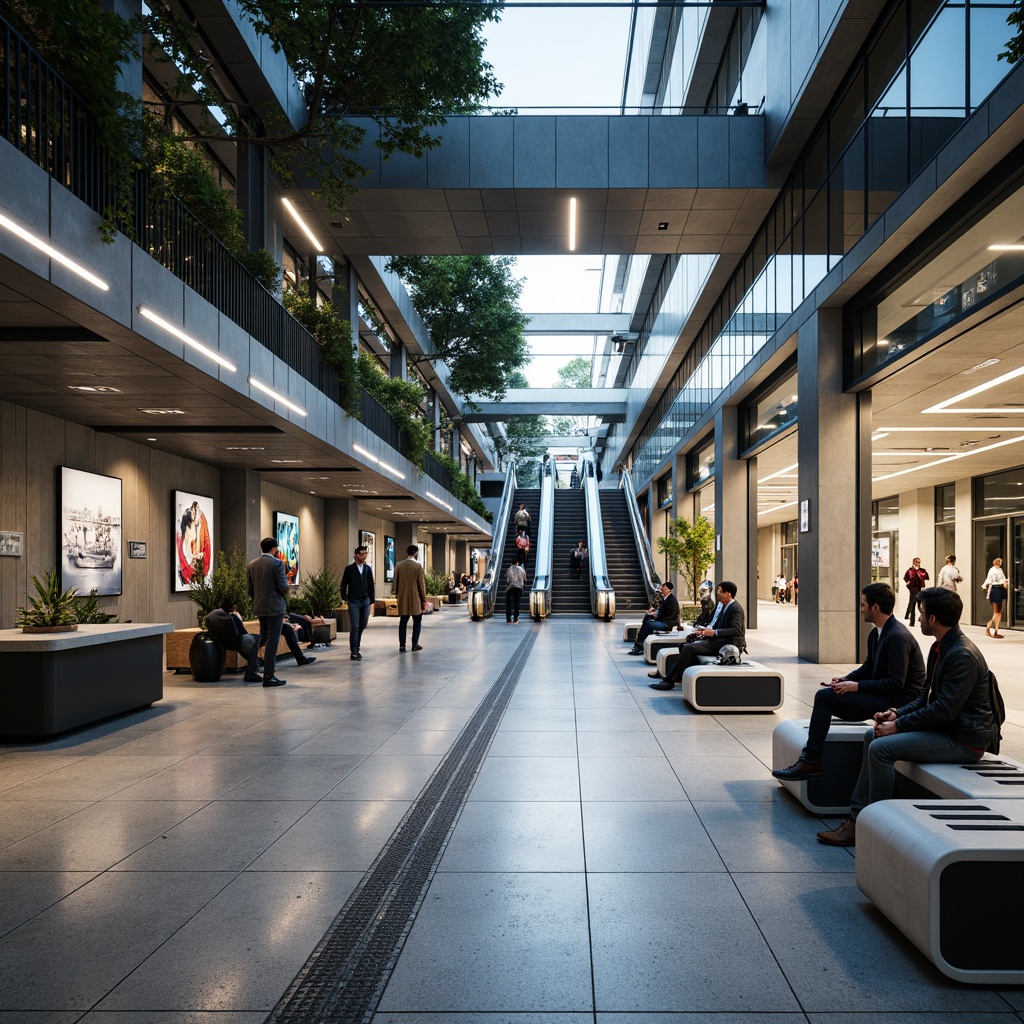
846, 615, 926, 699
706, 599, 746, 653
247, 552, 289, 617
393, 557, 427, 616
340, 562, 375, 603
655, 592, 680, 629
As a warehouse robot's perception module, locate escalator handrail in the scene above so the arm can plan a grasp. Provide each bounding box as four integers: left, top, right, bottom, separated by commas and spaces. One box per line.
581, 454, 615, 619
618, 467, 662, 606
470, 461, 518, 620
528, 457, 555, 618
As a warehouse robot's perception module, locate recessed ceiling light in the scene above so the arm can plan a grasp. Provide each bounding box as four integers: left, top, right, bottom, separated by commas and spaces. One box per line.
68, 384, 122, 393
146, 437, 157, 442
139, 408, 186, 415
988, 243, 1024, 250
658, 222, 669, 230
225, 446, 266, 451
270, 459, 303, 464
962, 358, 1000, 374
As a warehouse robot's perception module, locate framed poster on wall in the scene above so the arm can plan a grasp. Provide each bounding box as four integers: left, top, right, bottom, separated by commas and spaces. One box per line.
274, 511, 300, 587
360, 530, 376, 575
173, 490, 214, 592
384, 535, 396, 582
59, 466, 122, 596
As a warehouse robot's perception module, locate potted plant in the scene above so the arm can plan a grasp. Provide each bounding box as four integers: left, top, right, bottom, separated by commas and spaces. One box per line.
186, 545, 251, 682
425, 571, 450, 613
76, 589, 116, 624
16, 569, 79, 633
300, 565, 341, 640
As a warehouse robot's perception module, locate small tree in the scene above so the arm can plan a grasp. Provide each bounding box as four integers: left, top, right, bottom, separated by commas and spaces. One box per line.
657, 516, 716, 602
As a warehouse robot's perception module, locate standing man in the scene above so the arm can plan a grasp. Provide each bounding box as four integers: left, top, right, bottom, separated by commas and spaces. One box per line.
817, 587, 1001, 846
247, 536, 290, 687
394, 544, 427, 652
515, 502, 532, 540
772, 582, 925, 782
937, 553, 962, 591
628, 581, 680, 655
340, 545, 374, 661
902, 556, 929, 626
648, 581, 746, 689
506, 556, 527, 624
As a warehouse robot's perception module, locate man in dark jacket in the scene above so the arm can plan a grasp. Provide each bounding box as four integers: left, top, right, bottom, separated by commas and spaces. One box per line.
628, 582, 681, 654
773, 582, 925, 781
648, 582, 746, 689
340, 545, 375, 661
247, 537, 290, 687
205, 600, 261, 683
818, 587, 998, 846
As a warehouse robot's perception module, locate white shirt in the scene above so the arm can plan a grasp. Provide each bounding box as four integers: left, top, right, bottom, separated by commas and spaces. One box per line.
937, 564, 960, 590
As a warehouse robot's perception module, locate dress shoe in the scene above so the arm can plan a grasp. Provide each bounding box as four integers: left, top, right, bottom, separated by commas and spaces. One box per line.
243, 675, 262, 684
399, 646, 407, 652
817, 817, 856, 846
297, 656, 316, 666
412, 644, 423, 652
627, 648, 643, 656
263, 677, 287, 687
772, 758, 825, 781
350, 652, 362, 661
649, 680, 674, 691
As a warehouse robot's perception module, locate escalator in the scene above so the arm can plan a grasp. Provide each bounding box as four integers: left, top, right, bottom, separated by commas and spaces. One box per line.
550, 488, 592, 613
599, 490, 650, 614
494, 488, 540, 620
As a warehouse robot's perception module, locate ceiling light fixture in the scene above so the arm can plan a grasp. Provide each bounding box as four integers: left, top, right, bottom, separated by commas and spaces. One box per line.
872, 432, 1024, 482
68, 385, 122, 393
988, 243, 1024, 251
248, 377, 307, 416
270, 459, 303, 464
138, 407, 186, 415
138, 306, 237, 372
963, 358, 1000, 375
378, 460, 406, 481
568, 197, 577, 252
760, 462, 798, 482
352, 443, 379, 465
0, 211, 109, 290
923, 362, 1024, 414
281, 197, 323, 251
757, 500, 799, 516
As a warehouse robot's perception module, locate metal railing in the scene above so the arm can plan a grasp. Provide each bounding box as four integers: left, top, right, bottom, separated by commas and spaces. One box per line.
471, 462, 517, 621
619, 467, 662, 606
528, 457, 555, 619
581, 454, 615, 620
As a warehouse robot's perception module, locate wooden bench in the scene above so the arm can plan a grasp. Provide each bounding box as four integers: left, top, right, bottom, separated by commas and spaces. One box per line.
164, 619, 336, 672
374, 599, 399, 617
856, 798, 1024, 983
681, 660, 784, 712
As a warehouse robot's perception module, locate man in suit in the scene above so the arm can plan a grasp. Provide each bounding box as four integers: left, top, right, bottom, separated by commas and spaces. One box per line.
340, 544, 375, 661
817, 587, 1000, 846
648, 581, 746, 689
772, 582, 925, 782
204, 599, 261, 683
628, 582, 681, 655
247, 536, 290, 687
393, 544, 427, 652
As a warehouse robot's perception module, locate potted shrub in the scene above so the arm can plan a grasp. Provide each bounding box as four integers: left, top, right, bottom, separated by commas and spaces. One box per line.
300, 565, 341, 641
17, 569, 79, 633
424, 571, 450, 613
76, 589, 116, 624
186, 545, 251, 682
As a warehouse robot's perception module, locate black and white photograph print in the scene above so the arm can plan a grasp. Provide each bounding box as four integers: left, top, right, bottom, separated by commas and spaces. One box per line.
60, 466, 122, 596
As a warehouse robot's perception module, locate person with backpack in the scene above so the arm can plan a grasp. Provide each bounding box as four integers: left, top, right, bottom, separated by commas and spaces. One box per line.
514, 503, 532, 539
515, 528, 530, 560
817, 586, 1004, 847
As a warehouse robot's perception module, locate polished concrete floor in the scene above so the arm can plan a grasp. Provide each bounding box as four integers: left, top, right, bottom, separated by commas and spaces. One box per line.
1, 601, 1022, 1022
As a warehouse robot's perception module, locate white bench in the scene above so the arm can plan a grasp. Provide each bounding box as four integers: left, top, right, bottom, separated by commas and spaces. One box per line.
895, 755, 1024, 800
623, 621, 642, 643
643, 632, 688, 663
856, 798, 1024, 984
681, 660, 784, 712
655, 647, 717, 678
772, 719, 873, 815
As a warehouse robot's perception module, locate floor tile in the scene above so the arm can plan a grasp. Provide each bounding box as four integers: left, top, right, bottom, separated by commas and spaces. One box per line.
0, 871, 98, 936
576, 731, 665, 757
468, 757, 581, 801
220, 753, 366, 800
486, 731, 579, 756
0, 801, 93, 850
578, 757, 687, 801
322, 754, 441, 800
0, 756, 86, 793
2, 756, 185, 801
79, 1014, 267, 1023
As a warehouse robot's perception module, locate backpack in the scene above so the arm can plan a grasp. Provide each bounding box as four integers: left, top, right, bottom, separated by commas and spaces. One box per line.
987, 669, 1006, 754
516, 534, 528, 550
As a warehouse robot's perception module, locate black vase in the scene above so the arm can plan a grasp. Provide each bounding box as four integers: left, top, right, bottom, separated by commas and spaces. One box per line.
189, 631, 225, 683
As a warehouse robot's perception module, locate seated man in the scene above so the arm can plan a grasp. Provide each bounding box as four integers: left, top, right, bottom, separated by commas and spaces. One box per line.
204, 600, 261, 683
773, 582, 925, 782
278, 621, 317, 667
817, 587, 1002, 847
628, 582, 681, 655
648, 581, 745, 689
693, 580, 715, 627
287, 611, 330, 648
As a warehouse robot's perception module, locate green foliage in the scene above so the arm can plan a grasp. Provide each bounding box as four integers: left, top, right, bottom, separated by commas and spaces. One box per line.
386, 255, 530, 401
432, 451, 491, 521
16, 569, 79, 629
656, 516, 716, 603
492, 367, 546, 469
1001, 4, 1024, 63
287, 594, 313, 616
189, 545, 252, 627
76, 589, 116, 624
424, 570, 450, 597
302, 564, 342, 617
284, 289, 359, 417
357, 353, 433, 466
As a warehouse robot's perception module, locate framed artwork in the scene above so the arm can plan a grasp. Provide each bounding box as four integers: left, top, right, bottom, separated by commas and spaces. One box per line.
59, 466, 122, 596
384, 535, 396, 582
0, 531, 22, 556
173, 491, 214, 592
129, 541, 147, 559
360, 530, 376, 575
275, 511, 300, 587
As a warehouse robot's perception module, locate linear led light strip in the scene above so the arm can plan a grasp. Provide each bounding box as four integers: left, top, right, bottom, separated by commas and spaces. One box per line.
138, 306, 236, 372
872, 432, 1024, 482
352, 443, 405, 480
282, 197, 323, 252
249, 376, 307, 416
758, 499, 798, 516
0, 212, 108, 290
568, 197, 577, 252
922, 362, 1024, 414
760, 462, 798, 482
426, 491, 454, 512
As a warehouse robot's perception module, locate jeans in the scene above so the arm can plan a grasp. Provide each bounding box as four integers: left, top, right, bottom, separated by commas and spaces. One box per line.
850, 730, 984, 815
506, 586, 522, 622
633, 616, 669, 649
904, 591, 920, 625
399, 614, 422, 648
802, 688, 894, 763
348, 598, 371, 652
257, 614, 284, 682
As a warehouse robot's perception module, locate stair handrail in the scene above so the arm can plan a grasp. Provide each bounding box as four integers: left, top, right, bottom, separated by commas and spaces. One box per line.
581, 454, 615, 620
529, 457, 555, 619
470, 461, 518, 620
618, 467, 662, 606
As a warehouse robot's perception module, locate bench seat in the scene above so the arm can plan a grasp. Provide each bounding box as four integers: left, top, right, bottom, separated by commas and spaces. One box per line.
895, 754, 1024, 800
681, 660, 784, 712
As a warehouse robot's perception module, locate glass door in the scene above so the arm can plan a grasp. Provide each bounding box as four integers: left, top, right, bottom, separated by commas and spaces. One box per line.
974, 521, 1007, 626
1012, 516, 1024, 629
871, 531, 895, 594
780, 544, 798, 603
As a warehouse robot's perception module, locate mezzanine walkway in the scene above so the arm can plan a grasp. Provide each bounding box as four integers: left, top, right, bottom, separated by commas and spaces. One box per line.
0, 605, 1021, 1021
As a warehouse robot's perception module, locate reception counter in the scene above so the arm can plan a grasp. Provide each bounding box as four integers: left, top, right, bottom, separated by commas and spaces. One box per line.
0, 623, 173, 739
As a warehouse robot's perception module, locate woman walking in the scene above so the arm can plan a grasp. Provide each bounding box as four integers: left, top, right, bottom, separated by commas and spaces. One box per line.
981, 557, 1009, 637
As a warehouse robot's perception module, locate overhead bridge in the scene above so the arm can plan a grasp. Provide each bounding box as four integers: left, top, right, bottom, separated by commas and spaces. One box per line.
463, 388, 629, 422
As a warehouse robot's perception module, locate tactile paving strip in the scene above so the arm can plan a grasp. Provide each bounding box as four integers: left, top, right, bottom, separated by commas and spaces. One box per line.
266, 629, 539, 1024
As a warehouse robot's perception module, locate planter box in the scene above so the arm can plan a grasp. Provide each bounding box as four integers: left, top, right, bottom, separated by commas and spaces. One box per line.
0, 624, 172, 739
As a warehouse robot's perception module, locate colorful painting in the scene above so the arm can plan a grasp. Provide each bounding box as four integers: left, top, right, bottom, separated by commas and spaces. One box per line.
60, 466, 122, 596
360, 530, 376, 577
275, 511, 300, 587
384, 535, 396, 582
173, 491, 214, 593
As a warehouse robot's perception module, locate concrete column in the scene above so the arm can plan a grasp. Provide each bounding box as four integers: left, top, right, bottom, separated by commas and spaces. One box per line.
797, 309, 872, 663
325, 498, 359, 573
395, 524, 416, 555
389, 339, 407, 380
714, 406, 757, 628
237, 142, 268, 254
220, 469, 261, 560
430, 535, 448, 574
955, 476, 973, 620
455, 541, 468, 575
897, 487, 933, 581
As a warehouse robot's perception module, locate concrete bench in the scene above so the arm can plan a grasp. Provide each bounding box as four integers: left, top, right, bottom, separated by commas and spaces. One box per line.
643, 632, 688, 663
856, 798, 1024, 984
625, 620, 691, 644
681, 660, 784, 712
655, 647, 717, 678
772, 719, 874, 815
895, 755, 1024, 800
